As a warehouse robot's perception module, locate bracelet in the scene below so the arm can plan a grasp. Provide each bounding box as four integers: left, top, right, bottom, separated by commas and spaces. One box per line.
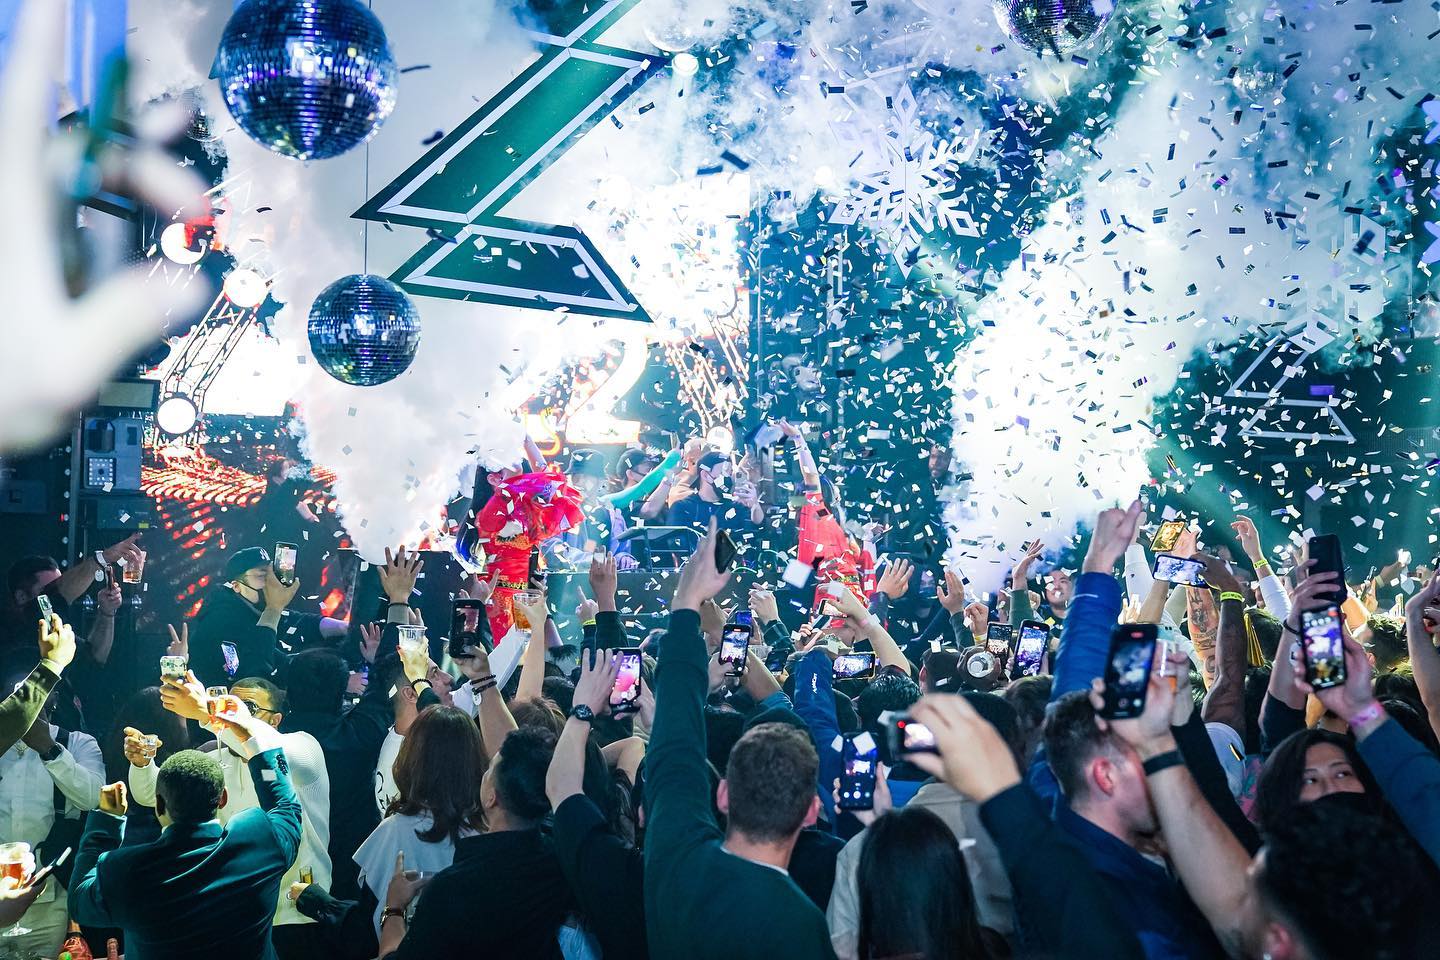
469, 674, 496, 688
1218, 591, 1245, 604
381, 907, 407, 925
474, 680, 498, 696
1142, 750, 1185, 777
1253, 558, 1271, 571
387, 601, 410, 609
1282, 620, 1301, 637
1348, 701, 1385, 730
409, 678, 431, 692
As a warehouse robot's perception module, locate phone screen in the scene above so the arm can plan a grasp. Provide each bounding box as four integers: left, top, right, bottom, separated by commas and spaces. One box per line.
274, 543, 298, 586
1151, 519, 1186, 552
838, 736, 879, 811
609, 649, 643, 711
832, 653, 876, 680
986, 623, 1014, 646
35, 593, 53, 622
732, 609, 753, 628
1014, 621, 1048, 677
220, 641, 239, 679
1153, 553, 1207, 587
453, 600, 482, 636
1301, 606, 1346, 689
891, 716, 938, 756
719, 627, 749, 672
1101, 625, 1158, 719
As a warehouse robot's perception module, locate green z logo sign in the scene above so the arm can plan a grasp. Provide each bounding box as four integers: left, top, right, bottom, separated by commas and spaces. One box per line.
354, 0, 661, 321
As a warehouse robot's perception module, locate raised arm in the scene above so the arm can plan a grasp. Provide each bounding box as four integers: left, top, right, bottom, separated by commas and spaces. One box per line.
1197, 555, 1248, 735
523, 435, 547, 472
547, 650, 620, 808
1231, 517, 1290, 621
55, 534, 141, 604
1403, 574, 1440, 742
0, 615, 72, 754
67, 783, 129, 929
778, 420, 820, 490
1051, 501, 1142, 700
512, 590, 551, 704
603, 449, 681, 509
829, 586, 908, 674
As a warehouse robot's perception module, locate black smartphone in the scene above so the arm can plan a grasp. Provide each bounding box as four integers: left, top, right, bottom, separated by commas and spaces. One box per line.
35, 592, 53, 622
609, 648, 643, 713
714, 529, 738, 573
220, 641, 239, 679
273, 542, 298, 587
985, 623, 1014, 646
1014, 620, 1049, 678
719, 621, 749, 675
27, 846, 71, 889
1300, 605, 1346, 689
1100, 624, 1159, 719
449, 598, 490, 658
886, 713, 938, 757
1151, 518, 1187, 552
832, 652, 876, 680
838, 735, 879, 811
1153, 553, 1207, 587
1307, 534, 1346, 608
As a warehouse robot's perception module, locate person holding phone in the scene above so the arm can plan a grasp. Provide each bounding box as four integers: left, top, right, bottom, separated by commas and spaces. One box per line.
666, 451, 761, 537
643, 521, 834, 959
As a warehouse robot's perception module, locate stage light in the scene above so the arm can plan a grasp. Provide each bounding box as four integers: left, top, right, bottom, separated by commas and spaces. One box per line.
672, 53, 700, 77
160, 223, 205, 264
224, 269, 269, 308
155, 394, 200, 436
813, 165, 838, 190
705, 425, 735, 455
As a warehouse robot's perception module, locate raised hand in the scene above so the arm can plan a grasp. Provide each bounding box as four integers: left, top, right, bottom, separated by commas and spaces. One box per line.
1082, 500, 1145, 574
160, 670, 210, 722
672, 518, 732, 611
379, 546, 424, 604
904, 694, 1022, 803
1286, 567, 1343, 630
122, 727, 161, 768
1293, 631, 1377, 726
748, 585, 780, 625
262, 568, 300, 612
1195, 553, 1243, 595
875, 558, 914, 601
588, 552, 618, 612
98, 782, 128, 818
1230, 517, 1263, 564
37, 613, 75, 671
936, 569, 966, 614
165, 622, 189, 659
96, 579, 122, 617
1013, 539, 1045, 586
358, 623, 382, 664
101, 533, 144, 568
574, 649, 622, 714
466, 571, 499, 604
577, 595, 600, 623
1172, 528, 1199, 561
1404, 571, 1440, 635
963, 601, 989, 639
1087, 649, 1188, 760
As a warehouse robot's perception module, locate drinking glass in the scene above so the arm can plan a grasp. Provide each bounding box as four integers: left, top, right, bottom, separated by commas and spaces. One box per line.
511, 591, 542, 631
0, 842, 33, 937
121, 550, 146, 584
396, 625, 427, 656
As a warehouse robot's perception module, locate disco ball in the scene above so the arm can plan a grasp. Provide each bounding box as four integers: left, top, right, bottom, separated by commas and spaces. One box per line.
307, 274, 421, 386
992, 0, 1112, 57
215, 0, 398, 161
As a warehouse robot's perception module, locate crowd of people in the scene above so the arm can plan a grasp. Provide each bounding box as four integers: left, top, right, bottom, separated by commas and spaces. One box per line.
0, 425, 1438, 960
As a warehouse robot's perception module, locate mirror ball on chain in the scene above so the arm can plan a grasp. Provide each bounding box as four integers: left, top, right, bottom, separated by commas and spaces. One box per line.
214, 0, 398, 161
308, 274, 421, 386
991, 0, 1113, 57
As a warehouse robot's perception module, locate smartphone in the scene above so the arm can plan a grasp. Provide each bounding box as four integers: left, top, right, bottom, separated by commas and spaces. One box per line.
27, 847, 71, 889
1300, 605, 1346, 689
449, 598, 490, 658
715, 529, 738, 573
732, 609, 753, 628
220, 642, 239, 679
719, 622, 749, 675
35, 593, 53, 622
273, 543, 298, 587
886, 713, 938, 757
1151, 519, 1187, 552
832, 652, 876, 680
609, 648, 643, 712
1153, 553, 1207, 587
838, 735, 879, 811
1014, 620, 1049, 678
985, 623, 1014, 646
1307, 534, 1346, 608
1100, 623, 1159, 719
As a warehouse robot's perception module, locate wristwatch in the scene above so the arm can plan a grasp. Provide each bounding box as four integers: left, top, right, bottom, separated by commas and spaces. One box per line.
40, 741, 64, 763
569, 704, 596, 723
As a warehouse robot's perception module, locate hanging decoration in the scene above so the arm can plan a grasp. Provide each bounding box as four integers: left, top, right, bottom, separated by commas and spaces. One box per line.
307, 274, 421, 386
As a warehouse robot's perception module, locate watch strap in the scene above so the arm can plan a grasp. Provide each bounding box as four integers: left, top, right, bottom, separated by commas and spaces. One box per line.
1142, 749, 1184, 777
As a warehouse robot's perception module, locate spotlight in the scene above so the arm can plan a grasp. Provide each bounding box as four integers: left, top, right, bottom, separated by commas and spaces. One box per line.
672, 52, 700, 77
223, 269, 268, 308
155, 394, 199, 436
160, 223, 205, 265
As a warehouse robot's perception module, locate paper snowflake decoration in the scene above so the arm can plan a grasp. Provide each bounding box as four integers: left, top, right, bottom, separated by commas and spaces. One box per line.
829, 85, 983, 274
1426, 99, 1440, 265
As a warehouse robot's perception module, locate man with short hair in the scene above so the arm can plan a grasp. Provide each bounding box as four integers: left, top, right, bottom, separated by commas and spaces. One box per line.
378, 725, 575, 959
644, 522, 834, 959
68, 706, 302, 960
667, 452, 761, 534
128, 674, 332, 960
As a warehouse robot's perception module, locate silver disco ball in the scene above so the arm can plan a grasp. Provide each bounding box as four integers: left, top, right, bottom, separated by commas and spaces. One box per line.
307, 275, 421, 386
215, 0, 398, 161
992, 0, 1112, 57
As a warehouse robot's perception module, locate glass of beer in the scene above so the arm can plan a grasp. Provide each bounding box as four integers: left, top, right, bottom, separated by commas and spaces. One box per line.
121, 550, 146, 585
396, 625, 427, 657
0, 842, 33, 936
511, 591, 543, 632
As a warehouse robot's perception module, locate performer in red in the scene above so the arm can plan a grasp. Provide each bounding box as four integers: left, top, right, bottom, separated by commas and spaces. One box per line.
778, 420, 877, 609
470, 437, 584, 640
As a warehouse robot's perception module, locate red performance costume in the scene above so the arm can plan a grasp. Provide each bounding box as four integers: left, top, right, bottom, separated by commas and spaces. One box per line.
472, 466, 584, 640
797, 489, 875, 610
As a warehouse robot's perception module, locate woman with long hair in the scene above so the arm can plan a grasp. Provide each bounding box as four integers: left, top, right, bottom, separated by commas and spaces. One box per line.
352, 707, 487, 935
855, 806, 1003, 959
1252, 728, 1384, 836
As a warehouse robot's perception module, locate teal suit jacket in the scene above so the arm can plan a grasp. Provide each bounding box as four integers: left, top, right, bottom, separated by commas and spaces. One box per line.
68, 748, 302, 960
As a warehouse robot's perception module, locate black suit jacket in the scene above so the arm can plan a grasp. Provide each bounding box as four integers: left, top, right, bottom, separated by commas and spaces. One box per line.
68, 748, 303, 960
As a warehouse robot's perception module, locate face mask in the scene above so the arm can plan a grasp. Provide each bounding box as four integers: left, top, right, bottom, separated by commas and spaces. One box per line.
709, 474, 731, 497
1309, 789, 1376, 818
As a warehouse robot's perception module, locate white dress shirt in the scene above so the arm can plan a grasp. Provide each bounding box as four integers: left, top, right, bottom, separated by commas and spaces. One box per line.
128, 727, 330, 926
0, 726, 103, 909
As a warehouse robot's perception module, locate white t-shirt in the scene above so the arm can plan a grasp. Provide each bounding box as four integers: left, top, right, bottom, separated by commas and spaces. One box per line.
374, 727, 404, 815
353, 812, 478, 935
